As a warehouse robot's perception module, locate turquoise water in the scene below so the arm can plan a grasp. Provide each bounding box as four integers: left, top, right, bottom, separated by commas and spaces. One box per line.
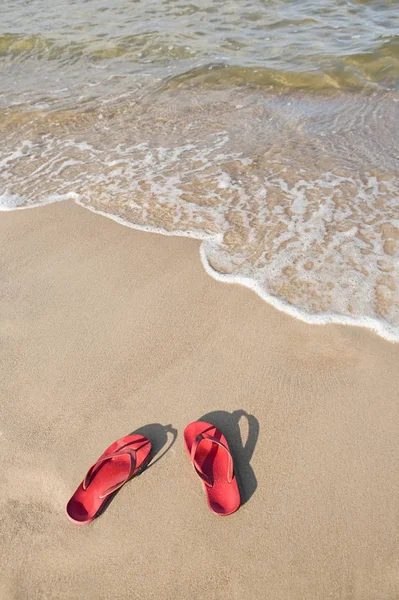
1, 1, 398, 339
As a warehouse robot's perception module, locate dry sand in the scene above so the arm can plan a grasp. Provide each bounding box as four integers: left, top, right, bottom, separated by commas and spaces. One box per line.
0, 201, 398, 600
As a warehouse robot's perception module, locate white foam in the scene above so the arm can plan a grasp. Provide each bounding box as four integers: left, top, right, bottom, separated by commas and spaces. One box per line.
0, 191, 79, 211
0, 192, 27, 210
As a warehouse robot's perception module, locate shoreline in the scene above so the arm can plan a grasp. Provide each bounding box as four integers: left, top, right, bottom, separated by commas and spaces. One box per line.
1, 196, 398, 343
1, 200, 398, 599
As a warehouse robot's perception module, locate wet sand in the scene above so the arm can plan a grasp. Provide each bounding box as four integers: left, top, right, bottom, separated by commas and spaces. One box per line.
1, 201, 398, 600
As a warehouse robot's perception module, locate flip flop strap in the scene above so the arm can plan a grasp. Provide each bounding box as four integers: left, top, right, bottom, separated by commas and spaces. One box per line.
191, 432, 234, 487
83, 449, 137, 499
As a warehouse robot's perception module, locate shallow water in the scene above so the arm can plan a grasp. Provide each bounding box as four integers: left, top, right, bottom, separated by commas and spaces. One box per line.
1, 0, 398, 339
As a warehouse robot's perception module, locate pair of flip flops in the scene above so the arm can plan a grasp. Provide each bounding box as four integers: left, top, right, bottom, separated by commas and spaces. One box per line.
66, 421, 240, 524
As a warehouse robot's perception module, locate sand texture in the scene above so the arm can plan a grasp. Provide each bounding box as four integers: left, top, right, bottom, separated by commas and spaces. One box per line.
1, 202, 398, 600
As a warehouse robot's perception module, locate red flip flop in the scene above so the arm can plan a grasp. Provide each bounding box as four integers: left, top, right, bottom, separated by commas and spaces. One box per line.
66, 434, 151, 525
184, 421, 240, 516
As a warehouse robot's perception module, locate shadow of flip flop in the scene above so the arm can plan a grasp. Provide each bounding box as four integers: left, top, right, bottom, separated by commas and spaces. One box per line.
130, 422, 178, 471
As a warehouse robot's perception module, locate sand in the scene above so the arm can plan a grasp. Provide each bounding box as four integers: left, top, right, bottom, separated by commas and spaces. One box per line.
1, 201, 398, 600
